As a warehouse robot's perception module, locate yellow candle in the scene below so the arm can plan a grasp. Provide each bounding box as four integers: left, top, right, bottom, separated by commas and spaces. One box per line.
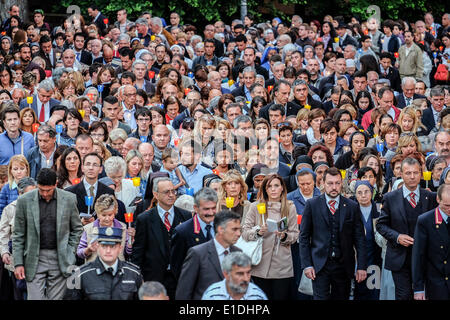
79, 109, 85, 118
256, 202, 266, 215
340, 169, 346, 179
151, 35, 155, 41
132, 177, 141, 187
228, 79, 234, 86
334, 37, 339, 43
304, 104, 311, 110
27, 96, 33, 104
225, 197, 234, 209
423, 171, 432, 181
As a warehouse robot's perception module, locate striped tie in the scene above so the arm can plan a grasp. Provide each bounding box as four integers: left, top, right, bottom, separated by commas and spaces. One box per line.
408, 192, 416, 208
164, 212, 171, 232
329, 200, 336, 215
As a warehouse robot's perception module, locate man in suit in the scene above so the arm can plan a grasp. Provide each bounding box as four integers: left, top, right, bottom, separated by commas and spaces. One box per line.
412, 184, 450, 300
422, 86, 446, 134
72, 33, 92, 66
66, 152, 114, 225
299, 167, 367, 300
336, 22, 358, 51
175, 210, 242, 300
131, 177, 191, 299
12, 168, 83, 300
26, 125, 57, 179
259, 80, 301, 122
380, 52, 402, 93
231, 66, 256, 100
19, 79, 60, 123
376, 157, 438, 300
171, 187, 218, 280
38, 35, 62, 70
395, 77, 427, 109
87, 5, 108, 36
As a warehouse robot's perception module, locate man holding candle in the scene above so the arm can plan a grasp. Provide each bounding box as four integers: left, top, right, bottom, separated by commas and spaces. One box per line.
66, 153, 114, 225
376, 157, 438, 300
19, 80, 60, 123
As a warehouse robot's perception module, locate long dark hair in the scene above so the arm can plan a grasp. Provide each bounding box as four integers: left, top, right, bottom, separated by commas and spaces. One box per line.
57, 147, 82, 188
320, 21, 337, 39
64, 108, 87, 136
256, 173, 290, 220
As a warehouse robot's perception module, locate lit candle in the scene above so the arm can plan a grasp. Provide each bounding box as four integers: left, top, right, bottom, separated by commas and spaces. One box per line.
256, 202, 266, 226
340, 169, 346, 180
304, 104, 311, 110
132, 177, 141, 187
225, 197, 234, 210
27, 96, 33, 105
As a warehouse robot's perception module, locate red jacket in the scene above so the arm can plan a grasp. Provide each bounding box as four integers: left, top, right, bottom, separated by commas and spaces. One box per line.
361, 106, 401, 130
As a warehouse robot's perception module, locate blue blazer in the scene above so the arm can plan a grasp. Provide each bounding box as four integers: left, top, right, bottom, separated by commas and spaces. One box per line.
287, 187, 321, 215
19, 95, 60, 120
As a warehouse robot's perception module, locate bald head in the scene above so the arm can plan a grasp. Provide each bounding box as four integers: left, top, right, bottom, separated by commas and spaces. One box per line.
121, 137, 141, 158
138, 142, 155, 169
152, 125, 171, 150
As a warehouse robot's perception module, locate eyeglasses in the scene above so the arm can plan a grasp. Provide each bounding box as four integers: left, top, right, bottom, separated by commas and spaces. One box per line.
159, 189, 177, 195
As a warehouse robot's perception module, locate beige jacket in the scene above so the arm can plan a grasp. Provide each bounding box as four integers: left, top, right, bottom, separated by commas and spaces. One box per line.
242, 201, 299, 279
0, 201, 17, 272
398, 43, 424, 80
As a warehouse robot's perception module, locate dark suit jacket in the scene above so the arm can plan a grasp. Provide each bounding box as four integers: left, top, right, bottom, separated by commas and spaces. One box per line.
231, 85, 246, 98
395, 93, 427, 109
412, 208, 450, 299
75, 50, 93, 66
321, 100, 336, 115
258, 101, 302, 123
65, 181, 114, 214
175, 239, 241, 300
299, 194, 367, 278
170, 215, 209, 280
131, 206, 191, 285
38, 48, 62, 70
340, 34, 358, 48
376, 188, 438, 272
421, 107, 437, 134
381, 67, 401, 93
93, 13, 108, 35
19, 95, 60, 120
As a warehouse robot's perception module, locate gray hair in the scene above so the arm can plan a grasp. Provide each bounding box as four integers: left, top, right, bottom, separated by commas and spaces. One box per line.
174, 194, 195, 213
401, 77, 416, 87
109, 128, 128, 142
401, 157, 421, 170
344, 44, 356, 53
135, 18, 148, 26
430, 86, 445, 97
256, 74, 265, 86
138, 281, 167, 300
151, 17, 163, 28
37, 124, 57, 138
17, 177, 36, 194
118, 33, 130, 42
37, 79, 55, 92
152, 177, 173, 192
50, 67, 65, 84
190, 35, 202, 43
233, 114, 252, 129
193, 187, 218, 206
242, 66, 256, 77
222, 251, 252, 273
278, 34, 292, 44
282, 43, 297, 61
195, 42, 204, 50
132, 59, 147, 70
104, 156, 127, 177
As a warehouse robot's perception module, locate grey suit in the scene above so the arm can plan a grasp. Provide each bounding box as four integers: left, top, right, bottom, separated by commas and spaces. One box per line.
175, 239, 241, 300
12, 188, 83, 297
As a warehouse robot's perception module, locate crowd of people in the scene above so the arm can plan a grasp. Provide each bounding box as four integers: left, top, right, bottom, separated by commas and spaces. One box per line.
0, 3, 449, 301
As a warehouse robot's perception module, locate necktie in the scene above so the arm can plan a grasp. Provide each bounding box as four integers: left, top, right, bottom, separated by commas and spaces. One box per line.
107, 267, 114, 275
408, 192, 416, 208
329, 200, 336, 215
164, 212, 171, 232
76, 52, 81, 61
406, 97, 411, 106
89, 185, 95, 198
39, 102, 45, 122
205, 224, 212, 241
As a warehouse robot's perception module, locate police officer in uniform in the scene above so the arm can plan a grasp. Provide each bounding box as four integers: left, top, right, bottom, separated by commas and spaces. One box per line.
64, 227, 143, 300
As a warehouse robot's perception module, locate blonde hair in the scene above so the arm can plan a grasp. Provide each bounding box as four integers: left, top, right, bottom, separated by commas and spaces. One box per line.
296, 108, 310, 124
8, 155, 30, 186
397, 134, 422, 154
94, 194, 118, 215
217, 169, 248, 209
93, 141, 111, 160
339, 103, 357, 120
398, 106, 420, 133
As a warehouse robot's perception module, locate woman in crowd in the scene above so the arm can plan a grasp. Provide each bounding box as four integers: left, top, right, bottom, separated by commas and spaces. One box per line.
19, 107, 38, 134
355, 90, 374, 123
108, 128, 128, 156
249, 96, 267, 122
104, 156, 140, 213
216, 94, 235, 119
320, 118, 348, 162
59, 108, 86, 147
77, 194, 133, 263
307, 143, 334, 168
335, 131, 368, 170
217, 169, 250, 221
295, 108, 326, 148
0, 155, 29, 216
56, 147, 82, 189
163, 95, 182, 126
397, 106, 427, 137
421, 155, 447, 192
242, 174, 299, 300
125, 149, 146, 195
193, 114, 216, 168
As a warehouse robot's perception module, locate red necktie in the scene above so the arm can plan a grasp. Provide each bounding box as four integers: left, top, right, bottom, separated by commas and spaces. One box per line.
39, 102, 45, 122
408, 192, 416, 208
329, 200, 336, 215
164, 212, 171, 232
